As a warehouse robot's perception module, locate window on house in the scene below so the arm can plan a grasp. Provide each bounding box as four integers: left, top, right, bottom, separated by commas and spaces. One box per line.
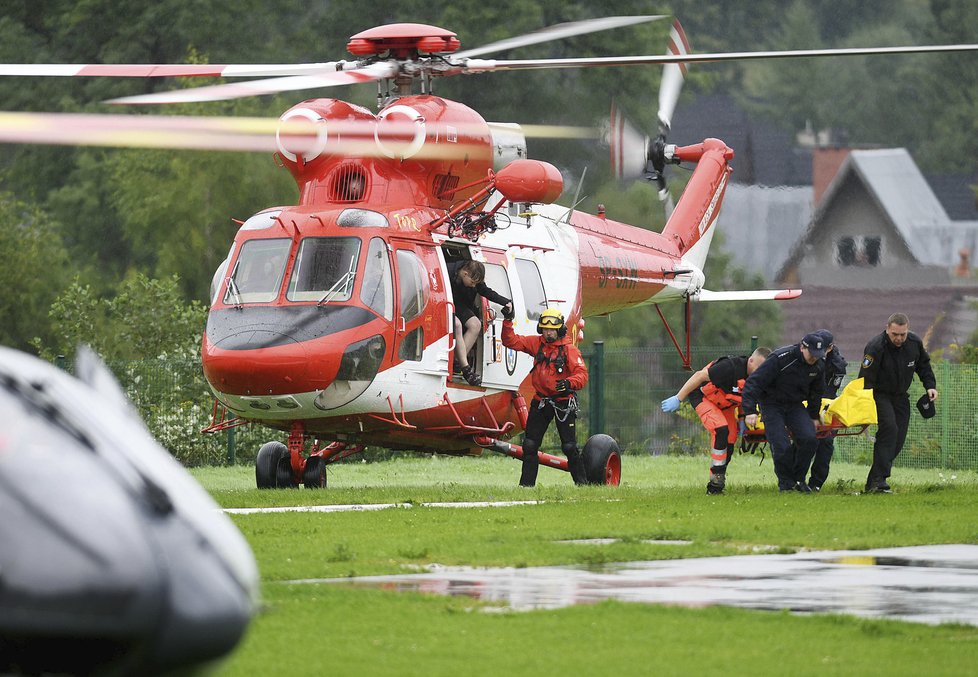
836, 236, 882, 267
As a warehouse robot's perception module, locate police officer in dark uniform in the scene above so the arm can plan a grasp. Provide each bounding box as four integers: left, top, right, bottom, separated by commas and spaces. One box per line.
858, 313, 938, 493
741, 333, 826, 492
805, 329, 848, 491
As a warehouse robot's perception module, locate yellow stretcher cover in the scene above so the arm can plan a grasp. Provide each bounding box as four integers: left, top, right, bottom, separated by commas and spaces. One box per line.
746, 377, 877, 432
821, 377, 877, 426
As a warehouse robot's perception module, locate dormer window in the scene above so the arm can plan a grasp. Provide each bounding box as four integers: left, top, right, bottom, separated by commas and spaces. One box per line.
837, 236, 882, 267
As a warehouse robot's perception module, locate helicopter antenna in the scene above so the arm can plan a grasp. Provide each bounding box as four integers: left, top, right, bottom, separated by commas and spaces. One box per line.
562, 166, 588, 224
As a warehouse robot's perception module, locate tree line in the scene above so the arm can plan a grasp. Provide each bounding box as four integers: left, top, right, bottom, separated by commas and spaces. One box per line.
0, 0, 975, 359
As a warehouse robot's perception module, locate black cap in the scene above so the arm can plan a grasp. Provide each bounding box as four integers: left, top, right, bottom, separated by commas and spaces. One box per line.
815, 328, 834, 346
916, 394, 935, 419
801, 333, 827, 359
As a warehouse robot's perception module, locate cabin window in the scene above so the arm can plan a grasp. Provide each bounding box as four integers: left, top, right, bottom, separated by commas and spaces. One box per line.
515, 259, 547, 320
225, 238, 290, 304
361, 237, 393, 319
396, 250, 428, 322
836, 236, 882, 267
483, 263, 512, 317
287, 236, 361, 302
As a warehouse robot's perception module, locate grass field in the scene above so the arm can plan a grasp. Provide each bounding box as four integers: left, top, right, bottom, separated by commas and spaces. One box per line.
194, 455, 978, 676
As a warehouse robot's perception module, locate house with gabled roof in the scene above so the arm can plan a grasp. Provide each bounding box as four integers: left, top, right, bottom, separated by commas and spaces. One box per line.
670, 93, 978, 359
775, 148, 978, 361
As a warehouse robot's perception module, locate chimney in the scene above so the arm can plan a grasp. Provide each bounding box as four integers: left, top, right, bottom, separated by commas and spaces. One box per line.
812, 147, 851, 206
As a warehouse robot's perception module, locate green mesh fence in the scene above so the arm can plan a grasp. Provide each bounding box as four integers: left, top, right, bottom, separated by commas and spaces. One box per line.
57, 349, 976, 471
565, 346, 972, 473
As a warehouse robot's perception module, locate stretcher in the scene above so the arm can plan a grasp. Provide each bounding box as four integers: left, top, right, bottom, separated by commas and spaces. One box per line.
740, 378, 877, 456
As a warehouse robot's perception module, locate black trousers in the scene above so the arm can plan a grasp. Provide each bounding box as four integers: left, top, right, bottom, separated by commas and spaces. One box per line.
520, 397, 583, 486
807, 436, 836, 489
760, 401, 817, 491
869, 391, 910, 486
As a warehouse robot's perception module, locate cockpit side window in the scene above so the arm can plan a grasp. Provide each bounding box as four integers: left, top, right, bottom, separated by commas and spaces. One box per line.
361, 237, 393, 320
287, 237, 361, 303
225, 238, 290, 304
211, 242, 236, 306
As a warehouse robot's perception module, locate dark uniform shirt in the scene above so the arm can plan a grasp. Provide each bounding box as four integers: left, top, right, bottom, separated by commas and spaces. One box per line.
707, 356, 748, 393
858, 331, 936, 395
823, 348, 848, 399
687, 356, 748, 409
741, 344, 824, 420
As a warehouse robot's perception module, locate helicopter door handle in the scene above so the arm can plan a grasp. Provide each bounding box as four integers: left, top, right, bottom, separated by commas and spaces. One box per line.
398, 316, 406, 332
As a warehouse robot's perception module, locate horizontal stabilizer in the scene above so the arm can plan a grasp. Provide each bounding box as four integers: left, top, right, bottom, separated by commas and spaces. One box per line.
694, 288, 802, 302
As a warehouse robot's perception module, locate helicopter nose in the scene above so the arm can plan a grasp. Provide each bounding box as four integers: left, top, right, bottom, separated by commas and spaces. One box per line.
202, 329, 338, 396
201, 306, 388, 401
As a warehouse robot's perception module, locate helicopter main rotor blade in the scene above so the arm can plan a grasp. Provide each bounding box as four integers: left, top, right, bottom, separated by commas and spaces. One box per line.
0, 63, 343, 78
0, 111, 286, 151
462, 42, 978, 72
0, 111, 598, 153
454, 15, 667, 59
657, 18, 690, 134
106, 62, 399, 105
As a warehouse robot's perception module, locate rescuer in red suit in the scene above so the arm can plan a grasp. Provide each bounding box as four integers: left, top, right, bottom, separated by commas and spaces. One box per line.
661, 347, 771, 494
502, 308, 588, 487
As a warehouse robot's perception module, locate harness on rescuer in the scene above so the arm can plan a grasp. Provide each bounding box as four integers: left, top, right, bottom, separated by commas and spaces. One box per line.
534, 309, 577, 421
538, 391, 579, 422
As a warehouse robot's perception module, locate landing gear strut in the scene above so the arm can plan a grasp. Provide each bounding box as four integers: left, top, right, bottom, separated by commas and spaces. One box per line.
255, 421, 365, 489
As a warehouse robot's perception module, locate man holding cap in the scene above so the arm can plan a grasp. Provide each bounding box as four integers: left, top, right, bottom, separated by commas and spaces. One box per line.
741, 333, 826, 492
859, 313, 938, 493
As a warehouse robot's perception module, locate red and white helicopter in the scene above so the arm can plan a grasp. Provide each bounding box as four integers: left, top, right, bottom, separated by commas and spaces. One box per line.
3, 16, 977, 489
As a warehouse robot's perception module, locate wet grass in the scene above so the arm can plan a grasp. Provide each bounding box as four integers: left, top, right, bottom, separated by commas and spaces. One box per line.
194, 455, 978, 675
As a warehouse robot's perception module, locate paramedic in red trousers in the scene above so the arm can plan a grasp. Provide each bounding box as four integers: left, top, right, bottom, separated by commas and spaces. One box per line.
741, 333, 826, 493
858, 313, 938, 493
660, 347, 771, 495
501, 307, 588, 487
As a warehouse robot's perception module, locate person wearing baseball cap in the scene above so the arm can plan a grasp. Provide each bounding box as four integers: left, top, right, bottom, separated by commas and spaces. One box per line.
741, 333, 826, 493
802, 329, 848, 491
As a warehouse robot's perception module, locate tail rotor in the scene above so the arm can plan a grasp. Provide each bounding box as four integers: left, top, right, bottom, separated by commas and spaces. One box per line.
609, 18, 689, 218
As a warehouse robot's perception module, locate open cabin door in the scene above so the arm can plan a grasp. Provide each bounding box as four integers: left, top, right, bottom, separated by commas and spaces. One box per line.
390, 239, 447, 386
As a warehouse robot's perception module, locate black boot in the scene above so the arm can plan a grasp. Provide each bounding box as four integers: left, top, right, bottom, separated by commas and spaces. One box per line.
706, 467, 726, 495
567, 451, 587, 485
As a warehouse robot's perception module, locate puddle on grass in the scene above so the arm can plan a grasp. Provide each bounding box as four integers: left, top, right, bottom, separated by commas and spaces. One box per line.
292, 545, 978, 627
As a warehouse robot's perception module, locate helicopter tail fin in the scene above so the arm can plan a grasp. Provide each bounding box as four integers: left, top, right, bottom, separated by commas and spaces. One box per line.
660, 139, 734, 270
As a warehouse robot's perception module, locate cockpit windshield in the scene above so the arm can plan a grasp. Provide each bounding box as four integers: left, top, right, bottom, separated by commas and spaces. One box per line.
224, 238, 291, 305
287, 237, 361, 303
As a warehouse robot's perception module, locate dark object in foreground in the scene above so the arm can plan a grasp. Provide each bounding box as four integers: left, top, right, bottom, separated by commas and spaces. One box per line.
0, 346, 258, 675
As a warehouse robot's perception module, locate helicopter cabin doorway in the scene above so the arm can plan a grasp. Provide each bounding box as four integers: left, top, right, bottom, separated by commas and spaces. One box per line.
441, 243, 513, 387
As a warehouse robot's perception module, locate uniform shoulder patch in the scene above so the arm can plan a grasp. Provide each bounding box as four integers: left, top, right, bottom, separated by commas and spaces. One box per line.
862, 354, 874, 368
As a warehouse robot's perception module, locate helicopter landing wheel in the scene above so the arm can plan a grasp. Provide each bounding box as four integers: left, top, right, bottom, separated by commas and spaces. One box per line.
274, 456, 298, 488
303, 456, 327, 489
582, 434, 622, 486
256, 441, 287, 489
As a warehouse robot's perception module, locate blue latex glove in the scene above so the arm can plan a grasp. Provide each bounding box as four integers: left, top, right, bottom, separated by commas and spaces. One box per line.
661, 395, 681, 413
738, 419, 747, 437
